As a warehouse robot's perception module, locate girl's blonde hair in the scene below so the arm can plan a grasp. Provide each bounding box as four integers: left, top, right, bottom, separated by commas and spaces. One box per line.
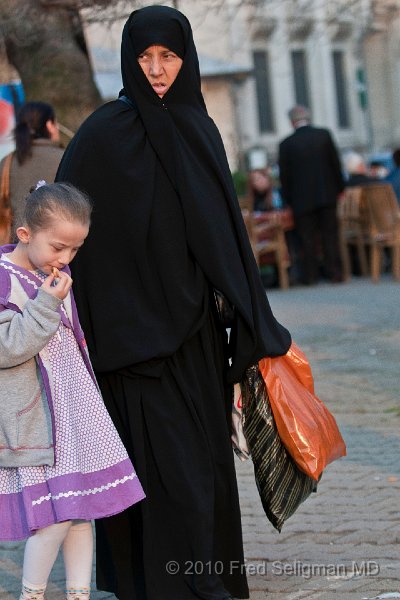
23, 182, 92, 232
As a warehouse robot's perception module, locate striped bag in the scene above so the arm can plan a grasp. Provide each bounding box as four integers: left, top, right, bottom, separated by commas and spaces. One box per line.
241, 364, 317, 532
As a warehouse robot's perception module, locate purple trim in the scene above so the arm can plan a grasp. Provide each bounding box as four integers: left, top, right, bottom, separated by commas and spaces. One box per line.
69, 287, 83, 338
0, 257, 11, 306
37, 355, 56, 459
68, 287, 98, 386
0, 244, 16, 254
0, 254, 49, 291
0, 253, 71, 327
0, 301, 20, 313
0, 458, 145, 541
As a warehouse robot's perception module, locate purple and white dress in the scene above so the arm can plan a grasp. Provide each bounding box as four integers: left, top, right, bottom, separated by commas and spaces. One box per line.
0, 263, 145, 541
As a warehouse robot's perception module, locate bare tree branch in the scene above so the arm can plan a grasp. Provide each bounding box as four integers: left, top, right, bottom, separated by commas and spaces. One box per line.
40, 0, 112, 8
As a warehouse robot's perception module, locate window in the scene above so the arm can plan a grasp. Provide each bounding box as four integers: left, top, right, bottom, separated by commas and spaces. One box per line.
291, 50, 311, 109
332, 50, 350, 128
253, 50, 275, 133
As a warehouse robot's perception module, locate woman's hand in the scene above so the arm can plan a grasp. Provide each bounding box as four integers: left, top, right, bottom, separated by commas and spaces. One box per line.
41, 271, 73, 300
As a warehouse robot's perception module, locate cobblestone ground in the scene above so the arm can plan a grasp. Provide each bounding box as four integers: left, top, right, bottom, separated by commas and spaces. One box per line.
1, 277, 399, 600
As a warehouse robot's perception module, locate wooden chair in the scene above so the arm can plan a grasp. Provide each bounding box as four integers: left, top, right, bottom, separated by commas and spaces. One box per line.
361, 183, 400, 282
337, 187, 369, 280
241, 209, 290, 289
238, 195, 252, 211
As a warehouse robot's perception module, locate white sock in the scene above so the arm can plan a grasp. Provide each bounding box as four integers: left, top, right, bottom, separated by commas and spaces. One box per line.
19, 580, 47, 600
65, 589, 90, 600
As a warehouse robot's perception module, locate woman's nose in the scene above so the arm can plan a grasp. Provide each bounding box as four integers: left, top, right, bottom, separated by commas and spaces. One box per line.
149, 58, 163, 76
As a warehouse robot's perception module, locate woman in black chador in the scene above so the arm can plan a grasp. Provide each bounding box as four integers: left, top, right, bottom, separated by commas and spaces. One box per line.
57, 6, 291, 600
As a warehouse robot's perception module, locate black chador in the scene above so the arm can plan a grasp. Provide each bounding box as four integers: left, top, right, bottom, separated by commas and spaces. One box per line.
57, 6, 291, 600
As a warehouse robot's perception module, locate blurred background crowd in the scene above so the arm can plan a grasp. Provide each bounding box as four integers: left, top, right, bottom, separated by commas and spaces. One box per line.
1, 0, 399, 288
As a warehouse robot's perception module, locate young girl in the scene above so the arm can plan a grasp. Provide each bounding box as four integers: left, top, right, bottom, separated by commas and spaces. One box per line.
0, 182, 145, 600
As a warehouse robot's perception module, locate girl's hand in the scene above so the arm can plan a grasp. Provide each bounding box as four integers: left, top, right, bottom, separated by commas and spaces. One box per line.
41, 271, 73, 300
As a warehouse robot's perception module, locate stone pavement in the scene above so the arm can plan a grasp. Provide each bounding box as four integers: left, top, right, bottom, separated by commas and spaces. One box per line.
1, 276, 399, 599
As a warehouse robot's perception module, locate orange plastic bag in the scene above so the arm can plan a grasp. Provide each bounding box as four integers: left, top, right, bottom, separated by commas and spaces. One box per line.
258, 342, 346, 481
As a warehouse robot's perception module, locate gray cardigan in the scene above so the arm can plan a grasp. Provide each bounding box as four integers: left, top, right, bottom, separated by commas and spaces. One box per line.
0, 277, 62, 467
0, 249, 96, 468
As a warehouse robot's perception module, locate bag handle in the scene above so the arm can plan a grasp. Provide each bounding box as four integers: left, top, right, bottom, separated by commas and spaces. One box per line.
0, 152, 14, 209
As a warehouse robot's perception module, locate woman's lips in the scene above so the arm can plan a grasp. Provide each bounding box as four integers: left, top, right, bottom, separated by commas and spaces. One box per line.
152, 83, 167, 93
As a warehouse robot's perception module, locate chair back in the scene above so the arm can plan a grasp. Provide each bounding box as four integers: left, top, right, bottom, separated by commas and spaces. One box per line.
361, 184, 400, 241
238, 195, 253, 211
241, 208, 290, 288
337, 186, 369, 278
337, 187, 366, 231
241, 209, 258, 259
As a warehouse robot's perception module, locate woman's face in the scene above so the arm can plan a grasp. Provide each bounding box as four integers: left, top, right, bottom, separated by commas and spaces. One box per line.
250, 171, 269, 194
137, 45, 183, 98
46, 119, 60, 143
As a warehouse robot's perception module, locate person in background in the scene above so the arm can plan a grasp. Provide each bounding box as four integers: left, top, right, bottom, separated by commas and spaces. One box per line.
343, 152, 380, 187
0, 101, 64, 240
368, 160, 388, 180
246, 168, 273, 211
278, 105, 344, 285
385, 148, 400, 203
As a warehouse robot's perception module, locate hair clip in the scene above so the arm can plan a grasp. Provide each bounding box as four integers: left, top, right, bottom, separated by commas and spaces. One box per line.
35, 180, 47, 190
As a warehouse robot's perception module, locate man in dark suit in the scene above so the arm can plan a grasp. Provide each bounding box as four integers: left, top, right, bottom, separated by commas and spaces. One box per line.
278, 105, 344, 284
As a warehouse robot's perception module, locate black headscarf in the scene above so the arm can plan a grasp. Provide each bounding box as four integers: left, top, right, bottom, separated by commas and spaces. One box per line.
57, 5, 290, 381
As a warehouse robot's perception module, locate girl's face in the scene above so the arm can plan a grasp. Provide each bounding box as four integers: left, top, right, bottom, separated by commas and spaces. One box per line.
137, 45, 183, 98
17, 217, 89, 274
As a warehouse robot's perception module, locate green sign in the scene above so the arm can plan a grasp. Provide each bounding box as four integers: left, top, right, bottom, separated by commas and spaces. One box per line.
356, 68, 368, 110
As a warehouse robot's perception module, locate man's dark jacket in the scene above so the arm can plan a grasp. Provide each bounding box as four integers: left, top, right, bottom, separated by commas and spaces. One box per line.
346, 173, 380, 187
279, 125, 344, 217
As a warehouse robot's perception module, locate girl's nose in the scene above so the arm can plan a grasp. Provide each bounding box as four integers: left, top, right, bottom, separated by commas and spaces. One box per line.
58, 250, 73, 266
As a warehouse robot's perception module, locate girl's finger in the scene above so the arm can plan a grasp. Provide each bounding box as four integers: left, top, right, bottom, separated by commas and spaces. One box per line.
55, 271, 72, 285
42, 273, 56, 287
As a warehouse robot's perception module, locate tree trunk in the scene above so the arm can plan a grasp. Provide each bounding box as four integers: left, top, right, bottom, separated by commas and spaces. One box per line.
0, 0, 102, 135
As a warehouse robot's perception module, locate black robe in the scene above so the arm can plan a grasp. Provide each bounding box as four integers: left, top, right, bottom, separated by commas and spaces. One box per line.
56, 6, 291, 599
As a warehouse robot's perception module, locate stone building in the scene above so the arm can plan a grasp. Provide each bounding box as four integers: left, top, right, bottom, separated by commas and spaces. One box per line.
363, 0, 400, 150
182, 0, 400, 167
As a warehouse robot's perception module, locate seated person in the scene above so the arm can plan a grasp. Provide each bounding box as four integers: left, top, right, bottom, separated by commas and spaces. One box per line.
368, 160, 389, 179
385, 148, 400, 204
344, 152, 380, 187
246, 168, 273, 211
